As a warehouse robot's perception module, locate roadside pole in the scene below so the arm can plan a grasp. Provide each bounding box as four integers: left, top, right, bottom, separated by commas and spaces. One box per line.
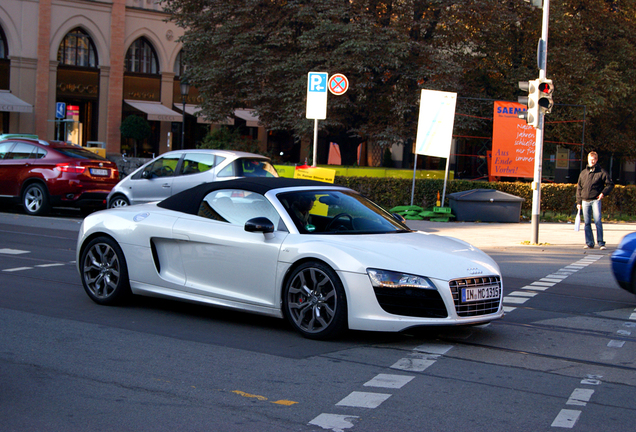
531, 0, 550, 244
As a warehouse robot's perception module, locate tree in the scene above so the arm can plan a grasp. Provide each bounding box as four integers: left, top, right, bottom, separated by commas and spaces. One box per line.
162, 0, 636, 165
120, 115, 151, 157
197, 126, 262, 154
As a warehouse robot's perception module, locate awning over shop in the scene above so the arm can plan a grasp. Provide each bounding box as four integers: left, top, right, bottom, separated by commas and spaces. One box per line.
173, 104, 232, 125
174, 104, 234, 125
124, 100, 183, 122
234, 108, 261, 127
0, 90, 33, 113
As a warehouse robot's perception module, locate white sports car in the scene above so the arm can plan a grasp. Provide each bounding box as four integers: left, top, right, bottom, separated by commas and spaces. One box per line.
77, 177, 503, 339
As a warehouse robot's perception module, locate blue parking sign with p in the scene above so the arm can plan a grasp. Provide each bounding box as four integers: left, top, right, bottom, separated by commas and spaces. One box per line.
306, 72, 329, 120
56, 102, 66, 119
308, 73, 327, 92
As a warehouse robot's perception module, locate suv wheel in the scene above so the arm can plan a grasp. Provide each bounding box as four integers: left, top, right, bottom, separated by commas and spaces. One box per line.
22, 183, 50, 216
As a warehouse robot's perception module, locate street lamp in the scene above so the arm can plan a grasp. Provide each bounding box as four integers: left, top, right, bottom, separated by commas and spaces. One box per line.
180, 80, 190, 150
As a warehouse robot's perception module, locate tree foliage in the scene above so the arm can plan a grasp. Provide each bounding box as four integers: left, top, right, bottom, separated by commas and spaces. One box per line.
162, 0, 636, 163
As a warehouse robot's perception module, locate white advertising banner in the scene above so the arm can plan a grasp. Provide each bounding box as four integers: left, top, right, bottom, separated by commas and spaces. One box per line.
414, 89, 457, 158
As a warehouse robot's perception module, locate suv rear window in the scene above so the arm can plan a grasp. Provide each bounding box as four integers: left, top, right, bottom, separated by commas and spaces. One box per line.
56, 147, 108, 160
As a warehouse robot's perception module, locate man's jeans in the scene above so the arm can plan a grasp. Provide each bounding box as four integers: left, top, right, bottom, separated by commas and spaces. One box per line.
582, 199, 604, 247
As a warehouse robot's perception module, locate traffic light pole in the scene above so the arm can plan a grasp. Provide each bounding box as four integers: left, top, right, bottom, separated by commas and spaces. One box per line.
531, 0, 550, 244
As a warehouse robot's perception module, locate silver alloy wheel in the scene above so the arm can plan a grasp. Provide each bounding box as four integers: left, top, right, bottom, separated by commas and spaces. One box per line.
82, 242, 122, 300
286, 266, 338, 335
110, 196, 129, 208
24, 185, 44, 213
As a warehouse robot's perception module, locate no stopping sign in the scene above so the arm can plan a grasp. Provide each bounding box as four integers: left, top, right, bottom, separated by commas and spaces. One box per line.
328, 74, 349, 95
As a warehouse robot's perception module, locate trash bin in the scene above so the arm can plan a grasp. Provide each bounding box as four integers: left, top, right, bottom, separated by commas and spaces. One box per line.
449, 189, 525, 223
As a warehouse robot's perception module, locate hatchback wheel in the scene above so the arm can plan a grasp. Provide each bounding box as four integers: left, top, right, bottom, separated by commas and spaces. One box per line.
80, 236, 130, 305
109, 195, 130, 208
22, 183, 50, 216
283, 261, 347, 339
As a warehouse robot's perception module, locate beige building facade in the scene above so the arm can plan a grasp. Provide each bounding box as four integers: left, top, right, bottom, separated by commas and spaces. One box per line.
0, 0, 273, 158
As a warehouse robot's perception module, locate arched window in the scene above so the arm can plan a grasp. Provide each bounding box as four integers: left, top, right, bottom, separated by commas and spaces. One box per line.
125, 37, 159, 74
174, 50, 186, 77
57, 28, 98, 67
0, 27, 8, 59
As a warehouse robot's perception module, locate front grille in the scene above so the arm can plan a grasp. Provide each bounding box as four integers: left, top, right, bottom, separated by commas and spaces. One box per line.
373, 287, 448, 318
449, 276, 501, 317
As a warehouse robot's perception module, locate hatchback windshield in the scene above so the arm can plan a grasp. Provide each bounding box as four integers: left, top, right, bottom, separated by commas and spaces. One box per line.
278, 190, 410, 234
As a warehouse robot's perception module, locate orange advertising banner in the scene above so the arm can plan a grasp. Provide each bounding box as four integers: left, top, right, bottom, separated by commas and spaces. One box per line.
491, 101, 536, 178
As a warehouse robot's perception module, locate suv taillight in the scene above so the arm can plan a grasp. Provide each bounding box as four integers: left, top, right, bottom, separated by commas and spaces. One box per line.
55, 163, 86, 174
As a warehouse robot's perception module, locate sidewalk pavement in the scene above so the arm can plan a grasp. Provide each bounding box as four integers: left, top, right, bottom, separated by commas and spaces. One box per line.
405, 220, 636, 251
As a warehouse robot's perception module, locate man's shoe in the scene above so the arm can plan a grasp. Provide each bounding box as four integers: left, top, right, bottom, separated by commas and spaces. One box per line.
584, 245, 594, 249
600, 246, 607, 250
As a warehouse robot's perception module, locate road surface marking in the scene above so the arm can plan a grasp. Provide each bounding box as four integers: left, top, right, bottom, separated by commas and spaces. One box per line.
551, 409, 581, 428
364, 374, 414, 389
503, 296, 529, 304
309, 414, 358, 431
336, 391, 391, 408
566, 389, 594, 406
607, 340, 625, 348
0, 248, 30, 255
2, 267, 33, 272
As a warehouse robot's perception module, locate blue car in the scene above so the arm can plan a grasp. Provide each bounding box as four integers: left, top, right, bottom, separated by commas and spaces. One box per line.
610, 232, 636, 294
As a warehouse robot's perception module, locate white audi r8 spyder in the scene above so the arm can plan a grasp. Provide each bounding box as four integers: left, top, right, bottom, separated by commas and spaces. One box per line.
77, 177, 504, 339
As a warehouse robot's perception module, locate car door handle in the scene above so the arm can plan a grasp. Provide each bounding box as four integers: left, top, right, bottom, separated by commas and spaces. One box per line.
162, 183, 170, 188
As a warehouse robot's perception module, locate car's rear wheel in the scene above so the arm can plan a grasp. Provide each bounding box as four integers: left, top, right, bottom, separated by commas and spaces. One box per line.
80, 236, 130, 305
283, 261, 347, 339
109, 195, 130, 208
22, 183, 50, 216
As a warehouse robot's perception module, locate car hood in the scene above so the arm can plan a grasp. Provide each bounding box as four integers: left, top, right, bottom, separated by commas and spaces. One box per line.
290, 231, 500, 281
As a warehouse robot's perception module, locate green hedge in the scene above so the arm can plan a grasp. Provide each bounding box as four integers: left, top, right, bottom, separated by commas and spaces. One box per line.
334, 177, 636, 217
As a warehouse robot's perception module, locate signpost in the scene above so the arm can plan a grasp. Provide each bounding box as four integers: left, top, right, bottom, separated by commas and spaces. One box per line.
306, 72, 349, 167
306, 72, 328, 167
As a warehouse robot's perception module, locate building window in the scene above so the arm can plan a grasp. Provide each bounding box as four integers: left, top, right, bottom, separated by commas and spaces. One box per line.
125, 38, 159, 74
174, 50, 186, 77
0, 27, 7, 58
57, 28, 98, 68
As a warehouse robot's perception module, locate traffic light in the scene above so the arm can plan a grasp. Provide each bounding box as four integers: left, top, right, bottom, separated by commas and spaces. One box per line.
518, 79, 539, 128
537, 78, 554, 114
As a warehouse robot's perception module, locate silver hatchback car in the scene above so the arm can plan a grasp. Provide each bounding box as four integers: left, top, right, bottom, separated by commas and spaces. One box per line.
106, 149, 278, 208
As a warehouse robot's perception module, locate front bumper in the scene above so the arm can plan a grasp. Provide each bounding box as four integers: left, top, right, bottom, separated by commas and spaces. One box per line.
340, 272, 504, 332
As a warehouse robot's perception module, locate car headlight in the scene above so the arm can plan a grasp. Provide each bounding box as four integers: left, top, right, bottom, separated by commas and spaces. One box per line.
367, 269, 436, 290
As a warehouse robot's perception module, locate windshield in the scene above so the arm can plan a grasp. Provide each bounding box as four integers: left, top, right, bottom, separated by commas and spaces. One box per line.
278, 190, 411, 234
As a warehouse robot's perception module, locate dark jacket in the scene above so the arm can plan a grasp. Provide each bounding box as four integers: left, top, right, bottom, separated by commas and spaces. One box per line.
576, 164, 614, 205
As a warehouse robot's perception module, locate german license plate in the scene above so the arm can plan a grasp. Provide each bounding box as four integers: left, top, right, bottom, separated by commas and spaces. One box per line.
90, 168, 109, 176
461, 285, 500, 303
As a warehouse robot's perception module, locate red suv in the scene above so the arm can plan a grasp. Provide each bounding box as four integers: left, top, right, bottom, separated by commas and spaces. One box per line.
0, 135, 119, 215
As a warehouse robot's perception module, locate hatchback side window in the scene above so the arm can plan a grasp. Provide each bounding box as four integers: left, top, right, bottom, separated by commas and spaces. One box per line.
143, 157, 180, 178
180, 153, 217, 176
0, 142, 15, 159
7, 143, 37, 160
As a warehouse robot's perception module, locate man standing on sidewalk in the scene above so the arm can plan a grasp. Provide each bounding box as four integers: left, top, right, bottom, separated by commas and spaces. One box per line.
576, 151, 614, 249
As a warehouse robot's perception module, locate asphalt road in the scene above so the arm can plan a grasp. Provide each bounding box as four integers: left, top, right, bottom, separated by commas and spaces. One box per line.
1, 211, 635, 431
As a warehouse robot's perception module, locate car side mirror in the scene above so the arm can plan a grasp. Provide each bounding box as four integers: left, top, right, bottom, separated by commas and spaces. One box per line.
392, 213, 407, 223
142, 170, 151, 179
245, 217, 275, 234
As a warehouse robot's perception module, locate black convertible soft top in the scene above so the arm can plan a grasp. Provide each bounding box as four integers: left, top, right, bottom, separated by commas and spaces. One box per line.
157, 177, 335, 216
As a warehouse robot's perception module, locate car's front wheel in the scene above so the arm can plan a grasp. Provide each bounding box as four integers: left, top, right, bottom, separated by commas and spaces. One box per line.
108, 194, 130, 208
283, 261, 347, 339
22, 183, 50, 216
80, 236, 130, 305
